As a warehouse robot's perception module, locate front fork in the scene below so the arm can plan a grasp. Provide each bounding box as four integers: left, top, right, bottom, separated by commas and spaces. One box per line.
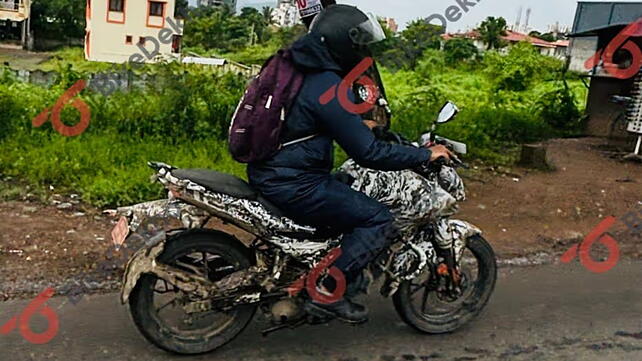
383, 219, 482, 297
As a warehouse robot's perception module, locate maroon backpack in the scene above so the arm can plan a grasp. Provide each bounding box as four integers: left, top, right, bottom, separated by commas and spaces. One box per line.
228, 49, 306, 163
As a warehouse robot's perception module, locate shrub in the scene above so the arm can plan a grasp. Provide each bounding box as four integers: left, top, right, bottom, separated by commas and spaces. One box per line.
484, 42, 563, 92
535, 82, 583, 132
443, 38, 479, 64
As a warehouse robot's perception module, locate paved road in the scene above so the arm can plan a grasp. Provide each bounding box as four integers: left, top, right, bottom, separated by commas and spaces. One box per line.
1, 261, 641, 361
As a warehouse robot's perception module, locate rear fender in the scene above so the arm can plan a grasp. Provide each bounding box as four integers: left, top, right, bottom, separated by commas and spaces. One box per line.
120, 229, 255, 305
120, 239, 216, 304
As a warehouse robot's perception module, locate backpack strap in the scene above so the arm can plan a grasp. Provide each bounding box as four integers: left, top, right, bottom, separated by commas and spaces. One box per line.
281, 134, 318, 148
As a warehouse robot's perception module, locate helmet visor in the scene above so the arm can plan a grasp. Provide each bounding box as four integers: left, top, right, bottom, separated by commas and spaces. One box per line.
350, 13, 387, 45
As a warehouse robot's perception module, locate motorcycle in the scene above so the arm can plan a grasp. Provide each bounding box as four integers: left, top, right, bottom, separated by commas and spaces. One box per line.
106, 101, 497, 355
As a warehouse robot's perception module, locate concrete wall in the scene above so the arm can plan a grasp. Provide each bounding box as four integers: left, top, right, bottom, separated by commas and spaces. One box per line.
86, 0, 183, 64
585, 76, 635, 137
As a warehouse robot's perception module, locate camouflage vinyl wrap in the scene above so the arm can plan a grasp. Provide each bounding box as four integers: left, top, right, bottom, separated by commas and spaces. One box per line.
339, 159, 480, 276
155, 167, 339, 264
118, 160, 479, 281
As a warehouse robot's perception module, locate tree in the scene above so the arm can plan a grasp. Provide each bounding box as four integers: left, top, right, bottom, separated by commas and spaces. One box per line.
443, 38, 479, 64
175, 0, 189, 18
477, 16, 508, 50
184, 6, 252, 51
262, 6, 275, 26
400, 19, 443, 69
31, 0, 86, 41
538, 32, 556, 42
239, 7, 268, 44
529, 30, 556, 42
528, 30, 541, 38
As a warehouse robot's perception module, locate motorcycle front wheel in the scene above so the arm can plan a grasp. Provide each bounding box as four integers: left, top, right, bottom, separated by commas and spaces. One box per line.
392, 235, 497, 334
128, 230, 257, 354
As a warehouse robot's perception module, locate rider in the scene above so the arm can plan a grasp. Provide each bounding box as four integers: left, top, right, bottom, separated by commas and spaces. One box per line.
247, 5, 453, 323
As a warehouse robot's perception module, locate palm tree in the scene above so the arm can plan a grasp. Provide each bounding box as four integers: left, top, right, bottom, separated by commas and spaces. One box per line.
477, 16, 508, 50
262, 6, 275, 26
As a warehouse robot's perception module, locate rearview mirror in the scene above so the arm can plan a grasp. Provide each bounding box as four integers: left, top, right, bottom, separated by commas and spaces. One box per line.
436, 102, 459, 124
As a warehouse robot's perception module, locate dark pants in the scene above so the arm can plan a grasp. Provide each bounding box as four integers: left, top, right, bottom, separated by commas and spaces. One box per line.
256, 176, 395, 282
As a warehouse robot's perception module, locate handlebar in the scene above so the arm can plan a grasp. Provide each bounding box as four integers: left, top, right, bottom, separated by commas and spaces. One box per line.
433, 155, 469, 170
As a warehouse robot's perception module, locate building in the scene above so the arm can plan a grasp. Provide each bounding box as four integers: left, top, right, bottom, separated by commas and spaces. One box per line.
272, 0, 299, 28
383, 17, 398, 33
85, 0, 184, 63
0, 0, 31, 49
441, 30, 568, 59
197, 0, 237, 13
568, 1, 642, 143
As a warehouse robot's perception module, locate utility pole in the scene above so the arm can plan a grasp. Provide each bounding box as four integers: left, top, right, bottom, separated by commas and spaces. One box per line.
248, 23, 256, 46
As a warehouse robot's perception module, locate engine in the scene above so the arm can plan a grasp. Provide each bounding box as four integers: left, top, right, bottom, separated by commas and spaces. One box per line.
270, 299, 304, 324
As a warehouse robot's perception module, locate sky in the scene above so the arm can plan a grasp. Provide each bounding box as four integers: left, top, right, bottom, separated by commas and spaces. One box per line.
192, 0, 642, 34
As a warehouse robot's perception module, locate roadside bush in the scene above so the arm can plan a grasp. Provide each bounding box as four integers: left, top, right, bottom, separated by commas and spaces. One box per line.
0, 62, 247, 207
484, 42, 563, 92
535, 83, 583, 132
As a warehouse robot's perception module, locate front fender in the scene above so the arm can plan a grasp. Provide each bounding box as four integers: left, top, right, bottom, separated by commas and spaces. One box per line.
447, 219, 483, 262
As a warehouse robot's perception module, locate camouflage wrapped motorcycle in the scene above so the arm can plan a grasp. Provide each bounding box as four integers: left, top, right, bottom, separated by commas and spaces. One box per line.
107, 102, 497, 354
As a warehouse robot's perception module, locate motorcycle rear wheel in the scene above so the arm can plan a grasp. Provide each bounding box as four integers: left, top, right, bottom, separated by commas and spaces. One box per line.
128, 230, 257, 354
392, 235, 497, 334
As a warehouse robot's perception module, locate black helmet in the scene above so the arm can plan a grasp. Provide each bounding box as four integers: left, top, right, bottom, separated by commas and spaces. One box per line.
310, 5, 386, 72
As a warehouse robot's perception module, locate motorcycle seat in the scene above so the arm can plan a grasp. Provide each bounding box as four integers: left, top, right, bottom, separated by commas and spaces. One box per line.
172, 169, 284, 217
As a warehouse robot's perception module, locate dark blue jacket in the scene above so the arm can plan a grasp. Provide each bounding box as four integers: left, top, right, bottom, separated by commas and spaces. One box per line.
247, 33, 430, 208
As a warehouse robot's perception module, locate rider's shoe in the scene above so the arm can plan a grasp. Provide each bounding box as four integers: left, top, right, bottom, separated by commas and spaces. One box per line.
345, 270, 372, 298
305, 298, 368, 324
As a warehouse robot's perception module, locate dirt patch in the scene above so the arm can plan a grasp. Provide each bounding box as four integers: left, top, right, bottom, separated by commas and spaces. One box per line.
0, 47, 52, 71
458, 138, 642, 258
0, 138, 640, 300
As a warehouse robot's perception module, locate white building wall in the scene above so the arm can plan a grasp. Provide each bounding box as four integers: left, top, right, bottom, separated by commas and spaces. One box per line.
272, 0, 299, 28
86, 0, 183, 64
0, 0, 30, 21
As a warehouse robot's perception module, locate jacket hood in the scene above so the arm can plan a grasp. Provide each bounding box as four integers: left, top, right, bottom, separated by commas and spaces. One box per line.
290, 33, 343, 73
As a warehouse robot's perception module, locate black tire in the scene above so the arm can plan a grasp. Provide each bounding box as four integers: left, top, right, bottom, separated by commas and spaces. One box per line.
392, 235, 497, 334
128, 230, 257, 355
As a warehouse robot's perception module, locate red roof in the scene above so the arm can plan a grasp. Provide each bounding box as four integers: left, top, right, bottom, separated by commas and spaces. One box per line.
502, 30, 557, 48
442, 30, 565, 49
554, 40, 570, 47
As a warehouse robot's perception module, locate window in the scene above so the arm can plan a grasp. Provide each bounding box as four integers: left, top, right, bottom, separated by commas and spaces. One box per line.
171, 35, 182, 53
149, 1, 164, 17
125, 35, 132, 44
138, 37, 146, 46
0, 0, 20, 11
109, 0, 124, 12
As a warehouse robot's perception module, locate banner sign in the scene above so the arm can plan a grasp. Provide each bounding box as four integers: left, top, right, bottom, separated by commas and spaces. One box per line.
296, 0, 324, 18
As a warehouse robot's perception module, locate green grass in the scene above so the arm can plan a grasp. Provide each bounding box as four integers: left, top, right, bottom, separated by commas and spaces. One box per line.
0, 131, 244, 207
0, 43, 589, 208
